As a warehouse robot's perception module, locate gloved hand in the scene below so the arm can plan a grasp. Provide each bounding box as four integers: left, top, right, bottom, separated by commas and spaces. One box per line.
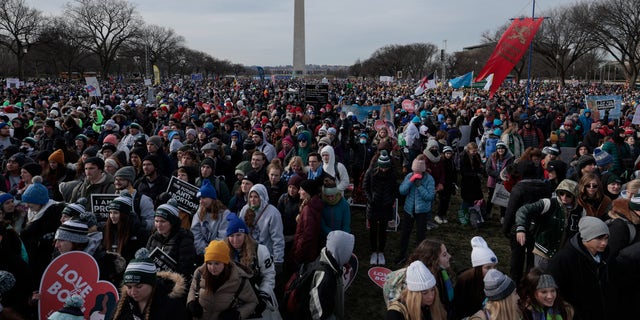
254, 290, 271, 314
275, 262, 284, 275
409, 173, 423, 183
187, 300, 203, 318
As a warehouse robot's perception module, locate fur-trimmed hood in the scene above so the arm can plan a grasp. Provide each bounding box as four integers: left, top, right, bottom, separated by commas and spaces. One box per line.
609, 197, 640, 225
119, 271, 186, 300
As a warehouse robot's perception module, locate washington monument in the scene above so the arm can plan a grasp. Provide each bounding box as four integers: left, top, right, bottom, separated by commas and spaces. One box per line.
293, 0, 305, 76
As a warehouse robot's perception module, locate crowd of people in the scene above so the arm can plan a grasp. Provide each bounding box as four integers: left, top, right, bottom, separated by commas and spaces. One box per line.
0, 77, 639, 319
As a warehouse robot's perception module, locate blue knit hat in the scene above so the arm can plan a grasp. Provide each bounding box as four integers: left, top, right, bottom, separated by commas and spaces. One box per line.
411, 115, 420, 123
21, 176, 49, 205
0, 192, 14, 205
197, 179, 217, 199
226, 213, 249, 235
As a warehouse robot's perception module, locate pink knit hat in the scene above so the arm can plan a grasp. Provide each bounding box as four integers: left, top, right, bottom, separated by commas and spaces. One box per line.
411, 158, 426, 173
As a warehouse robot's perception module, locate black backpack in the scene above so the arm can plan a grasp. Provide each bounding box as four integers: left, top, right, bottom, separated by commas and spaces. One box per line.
283, 260, 334, 318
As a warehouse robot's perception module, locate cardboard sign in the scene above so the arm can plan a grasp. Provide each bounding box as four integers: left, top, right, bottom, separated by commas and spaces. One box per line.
90, 194, 118, 221
368, 267, 392, 288
166, 176, 199, 215
343, 253, 358, 292
149, 247, 178, 272
39, 251, 119, 320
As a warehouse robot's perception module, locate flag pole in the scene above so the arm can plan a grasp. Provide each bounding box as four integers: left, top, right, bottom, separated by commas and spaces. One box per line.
525, 0, 536, 109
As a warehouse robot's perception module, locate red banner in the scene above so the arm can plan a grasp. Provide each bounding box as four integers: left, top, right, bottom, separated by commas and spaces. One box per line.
475, 17, 544, 97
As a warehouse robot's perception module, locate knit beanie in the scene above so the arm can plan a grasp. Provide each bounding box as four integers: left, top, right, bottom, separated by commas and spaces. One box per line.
55, 220, 89, 244
288, 174, 304, 188
242, 171, 260, 185
62, 198, 88, 219
48, 149, 65, 165
411, 157, 426, 173
8, 153, 26, 167
197, 179, 217, 199
226, 213, 249, 235
22, 162, 42, 177
405, 260, 436, 292
78, 212, 97, 230
47, 294, 84, 320
147, 135, 163, 149
471, 236, 498, 267
83, 146, 99, 158
593, 148, 613, 167
123, 248, 157, 285
0, 192, 14, 205
84, 157, 105, 171
0, 270, 16, 296
537, 274, 558, 290
235, 161, 251, 177
483, 269, 516, 301
243, 139, 256, 150
104, 158, 119, 170
300, 179, 321, 196
377, 150, 391, 168
103, 134, 118, 146
108, 190, 133, 215
204, 240, 230, 264
579, 216, 610, 241
114, 166, 136, 183
21, 176, 49, 205
577, 154, 596, 169
201, 157, 216, 170
155, 198, 181, 226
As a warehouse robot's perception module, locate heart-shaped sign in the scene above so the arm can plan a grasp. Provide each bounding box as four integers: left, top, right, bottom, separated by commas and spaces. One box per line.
39, 251, 119, 320
401, 99, 415, 113
368, 266, 392, 288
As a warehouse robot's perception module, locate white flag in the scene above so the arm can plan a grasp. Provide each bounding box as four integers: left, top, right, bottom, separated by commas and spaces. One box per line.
483, 74, 494, 91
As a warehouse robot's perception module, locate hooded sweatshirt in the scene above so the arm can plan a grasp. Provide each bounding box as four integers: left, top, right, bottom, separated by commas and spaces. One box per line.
238, 184, 285, 263
321, 145, 350, 193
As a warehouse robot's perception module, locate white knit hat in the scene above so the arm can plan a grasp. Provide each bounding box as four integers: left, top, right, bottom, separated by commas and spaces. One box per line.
405, 261, 436, 292
471, 236, 498, 267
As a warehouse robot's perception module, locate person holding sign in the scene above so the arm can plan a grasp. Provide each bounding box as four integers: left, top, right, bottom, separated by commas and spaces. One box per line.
191, 179, 231, 261
146, 199, 196, 281
113, 248, 188, 320
103, 191, 145, 261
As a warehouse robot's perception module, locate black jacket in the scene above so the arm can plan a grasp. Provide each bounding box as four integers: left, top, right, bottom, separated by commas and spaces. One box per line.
503, 179, 553, 237
113, 271, 188, 320
146, 228, 196, 281
363, 166, 398, 220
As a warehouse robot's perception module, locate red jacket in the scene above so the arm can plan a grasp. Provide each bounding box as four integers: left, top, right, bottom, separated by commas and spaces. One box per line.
292, 195, 323, 265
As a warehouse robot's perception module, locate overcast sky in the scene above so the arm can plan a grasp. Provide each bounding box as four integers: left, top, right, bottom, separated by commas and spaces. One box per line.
34, 0, 574, 67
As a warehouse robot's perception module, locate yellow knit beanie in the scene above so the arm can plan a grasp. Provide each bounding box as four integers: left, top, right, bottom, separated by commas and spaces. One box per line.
204, 240, 230, 264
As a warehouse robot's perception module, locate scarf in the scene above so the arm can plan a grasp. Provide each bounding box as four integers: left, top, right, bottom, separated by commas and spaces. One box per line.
441, 269, 454, 303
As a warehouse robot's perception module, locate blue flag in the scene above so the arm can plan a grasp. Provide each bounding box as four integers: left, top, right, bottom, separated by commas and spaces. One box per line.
449, 72, 473, 89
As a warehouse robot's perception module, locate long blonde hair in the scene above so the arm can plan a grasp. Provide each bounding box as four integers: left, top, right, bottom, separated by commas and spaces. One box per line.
484, 292, 523, 320
198, 198, 227, 222
399, 287, 447, 320
224, 233, 258, 268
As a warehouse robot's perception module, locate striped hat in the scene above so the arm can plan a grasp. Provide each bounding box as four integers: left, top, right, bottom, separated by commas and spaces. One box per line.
108, 190, 133, 215
123, 248, 157, 285
55, 220, 89, 243
62, 198, 88, 219
155, 198, 180, 226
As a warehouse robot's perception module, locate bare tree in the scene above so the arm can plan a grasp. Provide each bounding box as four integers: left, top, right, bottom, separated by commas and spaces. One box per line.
37, 17, 92, 75
0, 0, 43, 78
65, 0, 141, 76
579, 0, 640, 86
534, 5, 598, 86
137, 24, 185, 67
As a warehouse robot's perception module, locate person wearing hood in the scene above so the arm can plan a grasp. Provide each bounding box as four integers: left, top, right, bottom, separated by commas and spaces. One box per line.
238, 184, 285, 274
602, 128, 633, 178
252, 129, 277, 162
320, 179, 351, 239
486, 142, 514, 223
320, 145, 350, 194
284, 130, 313, 166
548, 217, 610, 320
309, 230, 355, 320
515, 179, 585, 270
114, 248, 188, 320
578, 108, 593, 138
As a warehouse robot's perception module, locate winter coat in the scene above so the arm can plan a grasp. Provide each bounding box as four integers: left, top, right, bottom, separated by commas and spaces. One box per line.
239, 184, 285, 263
187, 262, 258, 320
310, 248, 344, 320
292, 195, 323, 265
277, 193, 301, 238
231, 244, 280, 319
424, 150, 445, 186
20, 200, 64, 284
548, 234, 610, 320
363, 166, 398, 221
515, 197, 585, 259
191, 208, 231, 255
399, 172, 435, 215
485, 151, 514, 188
351, 142, 375, 174
502, 179, 553, 237
146, 228, 196, 281
602, 141, 632, 177
501, 132, 525, 158
70, 173, 116, 207
320, 145, 350, 193
113, 271, 188, 320
452, 267, 485, 320
135, 174, 170, 204
459, 150, 484, 203
578, 195, 612, 220
320, 194, 350, 237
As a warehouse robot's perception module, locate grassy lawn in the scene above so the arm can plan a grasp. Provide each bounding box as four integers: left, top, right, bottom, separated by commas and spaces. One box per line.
345, 196, 511, 319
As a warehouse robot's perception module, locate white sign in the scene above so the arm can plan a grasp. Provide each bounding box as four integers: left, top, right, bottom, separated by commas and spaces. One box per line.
144, 78, 152, 86
632, 103, 640, 125
85, 77, 101, 97
6, 78, 20, 88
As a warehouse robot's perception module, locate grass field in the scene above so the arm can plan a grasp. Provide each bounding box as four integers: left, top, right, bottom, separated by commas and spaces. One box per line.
344, 197, 511, 319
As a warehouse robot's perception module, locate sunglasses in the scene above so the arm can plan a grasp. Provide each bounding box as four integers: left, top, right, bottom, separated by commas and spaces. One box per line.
586, 184, 599, 189
557, 191, 574, 198
319, 143, 328, 147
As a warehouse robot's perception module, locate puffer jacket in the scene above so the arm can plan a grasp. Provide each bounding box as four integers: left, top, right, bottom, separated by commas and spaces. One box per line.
239, 184, 285, 263
113, 271, 188, 320
292, 195, 323, 265
146, 228, 196, 281
399, 172, 435, 215
187, 262, 258, 320
363, 166, 398, 220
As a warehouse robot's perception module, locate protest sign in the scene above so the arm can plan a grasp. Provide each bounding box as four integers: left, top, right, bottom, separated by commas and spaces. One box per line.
368, 267, 392, 288
149, 247, 178, 272
166, 176, 199, 215
39, 251, 118, 320
90, 194, 118, 221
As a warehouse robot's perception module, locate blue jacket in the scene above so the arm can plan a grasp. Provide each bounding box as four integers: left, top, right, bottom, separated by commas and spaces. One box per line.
579, 108, 593, 137
399, 172, 435, 215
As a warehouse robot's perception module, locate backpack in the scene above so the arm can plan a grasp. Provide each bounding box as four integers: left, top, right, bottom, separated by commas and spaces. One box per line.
283, 260, 334, 317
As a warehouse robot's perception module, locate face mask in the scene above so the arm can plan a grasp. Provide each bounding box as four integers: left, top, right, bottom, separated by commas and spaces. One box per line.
430, 149, 439, 157
359, 139, 367, 144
